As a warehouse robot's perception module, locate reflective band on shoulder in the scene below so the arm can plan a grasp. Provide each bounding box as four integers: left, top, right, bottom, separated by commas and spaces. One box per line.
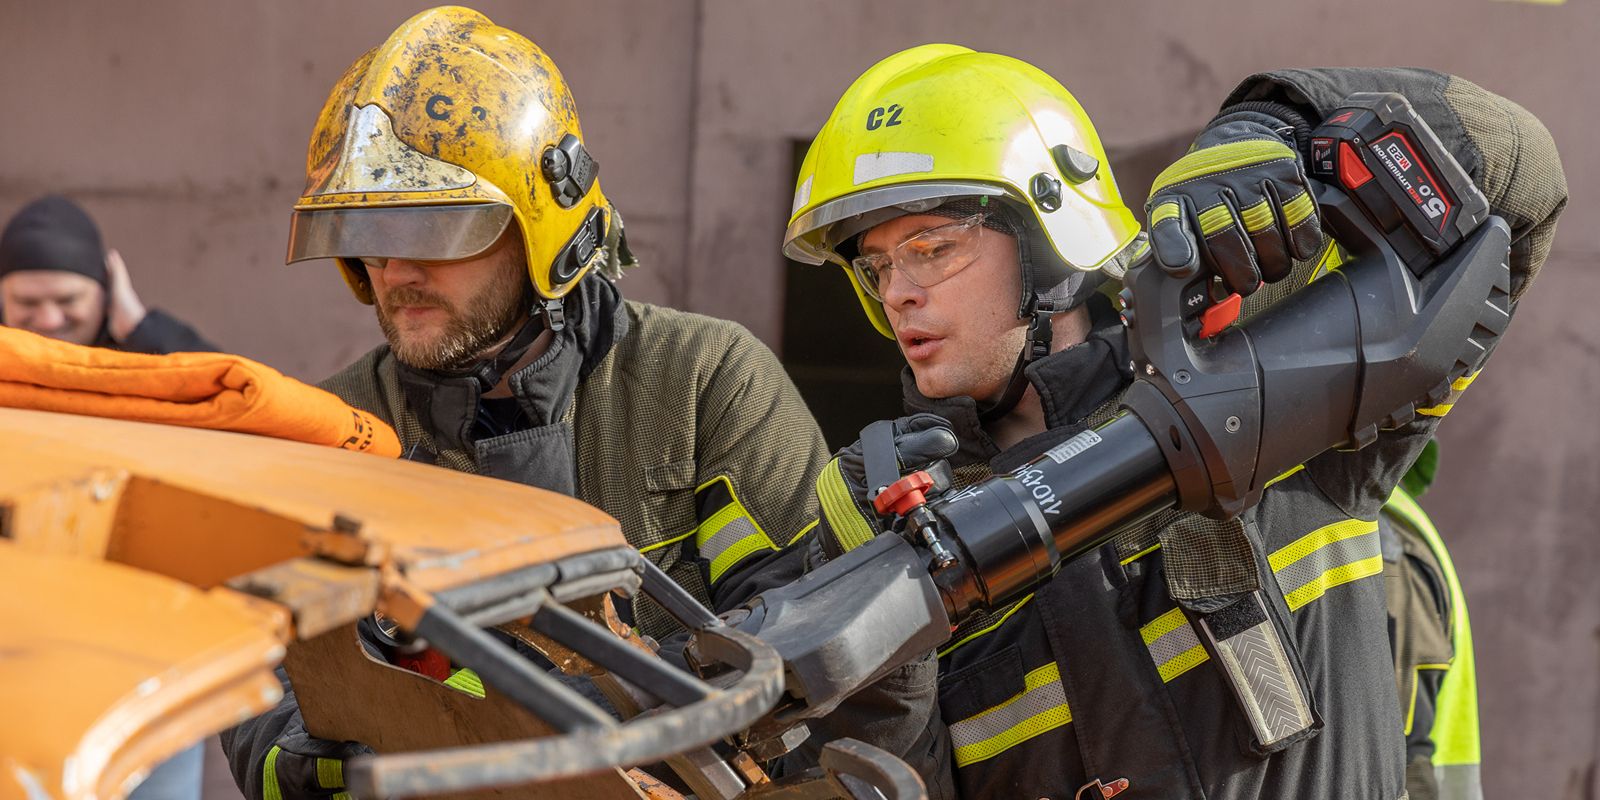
950, 662, 1072, 767
817, 459, 876, 553
695, 476, 778, 583
1269, 519, 1382, 611
1141, 607, 1209, 682
263, 745, 284, 800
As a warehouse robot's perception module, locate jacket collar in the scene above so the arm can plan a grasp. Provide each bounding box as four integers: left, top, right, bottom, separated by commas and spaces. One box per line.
394, 273, 628, 453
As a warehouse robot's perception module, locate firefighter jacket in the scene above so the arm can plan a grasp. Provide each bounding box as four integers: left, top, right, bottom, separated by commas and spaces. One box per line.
909, 68, 1562, 799
221, 272, 828, 798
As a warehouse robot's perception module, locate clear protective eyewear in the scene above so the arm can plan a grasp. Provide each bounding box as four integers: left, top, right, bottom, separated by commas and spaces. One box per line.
849, 213, 986, 301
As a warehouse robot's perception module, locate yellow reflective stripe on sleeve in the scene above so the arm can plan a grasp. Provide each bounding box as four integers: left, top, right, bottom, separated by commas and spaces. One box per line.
1282, 556, 1384, 611
1269, 518, 1382, 612
263, 745, 284, 800
1197, 204, 1236, 237
816, 459, 876, 553
949, 662, 1072, 767
694, 476, 779, 583
1264, 463, 1305, 489
1282, 190, 1316, 228
1141, 607, 1210, 682
939, 594, 1034, 659
333, 794, 353, 800
1150, 140, 1295, 193
1150, 200, 1183, 226
444, 667, 486, 699
1239, 199, 1275, 233
317, 757, 344, 790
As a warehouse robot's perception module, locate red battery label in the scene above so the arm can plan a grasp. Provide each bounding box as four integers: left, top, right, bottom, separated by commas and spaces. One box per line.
1369, 132, 1453, 232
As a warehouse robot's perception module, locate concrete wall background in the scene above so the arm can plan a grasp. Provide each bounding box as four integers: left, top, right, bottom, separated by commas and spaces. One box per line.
2, 1, 1594, 797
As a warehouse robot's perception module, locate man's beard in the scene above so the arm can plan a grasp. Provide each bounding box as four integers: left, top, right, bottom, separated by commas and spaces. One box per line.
375, 269, 527, 371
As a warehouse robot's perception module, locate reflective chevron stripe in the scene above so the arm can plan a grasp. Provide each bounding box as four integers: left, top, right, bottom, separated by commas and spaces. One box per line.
1210, 613, 1317, 748
949, 662, 1072, 767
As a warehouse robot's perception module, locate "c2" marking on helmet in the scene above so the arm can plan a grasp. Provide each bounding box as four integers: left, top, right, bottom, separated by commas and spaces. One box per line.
865, 104, 904, 131
426, 94, 454, 121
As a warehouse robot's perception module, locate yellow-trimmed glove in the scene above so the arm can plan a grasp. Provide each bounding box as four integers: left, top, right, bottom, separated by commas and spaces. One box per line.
1146, 106, 1328, 298
261, 727, 372, 800
812, 413, 958, 562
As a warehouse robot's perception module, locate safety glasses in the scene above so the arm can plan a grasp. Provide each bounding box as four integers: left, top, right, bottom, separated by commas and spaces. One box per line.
849, 213, 986, 301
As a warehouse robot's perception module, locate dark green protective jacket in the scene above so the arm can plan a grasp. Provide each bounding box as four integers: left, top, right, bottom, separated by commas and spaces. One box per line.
912, 68, 1562, 799
220, 274, 828, 798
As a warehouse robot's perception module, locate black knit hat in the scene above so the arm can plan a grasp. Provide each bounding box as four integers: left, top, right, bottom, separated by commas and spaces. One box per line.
0, 195, 107, 286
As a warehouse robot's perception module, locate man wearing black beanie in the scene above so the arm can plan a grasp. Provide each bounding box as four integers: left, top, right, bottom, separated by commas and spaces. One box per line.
0, 194, 214, 353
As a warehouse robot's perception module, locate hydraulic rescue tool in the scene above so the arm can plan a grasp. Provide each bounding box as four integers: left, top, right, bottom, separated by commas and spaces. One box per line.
721, 92, 1511, 754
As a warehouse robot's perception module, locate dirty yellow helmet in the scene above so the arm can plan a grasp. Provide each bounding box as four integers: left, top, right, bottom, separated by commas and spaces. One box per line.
286, 6, 610, 304
783, 44, 1141, 338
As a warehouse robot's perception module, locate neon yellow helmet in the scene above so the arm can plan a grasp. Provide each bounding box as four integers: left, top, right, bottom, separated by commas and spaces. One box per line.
783, 44, 1141, 338
286, 6, 610, 304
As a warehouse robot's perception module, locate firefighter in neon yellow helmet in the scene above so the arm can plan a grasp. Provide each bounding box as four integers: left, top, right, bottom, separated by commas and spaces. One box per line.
785, 44, 1561, 798
220, 9, 830, 799
786, 43, 1145, 421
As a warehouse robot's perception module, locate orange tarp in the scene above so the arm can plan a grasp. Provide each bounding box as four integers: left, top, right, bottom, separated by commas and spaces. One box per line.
0, 326, 399, 456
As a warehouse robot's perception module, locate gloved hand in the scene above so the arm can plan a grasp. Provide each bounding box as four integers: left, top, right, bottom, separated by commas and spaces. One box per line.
812, 413, 959, 563
260, 723, 372, 800
1146, 106, 1328, 298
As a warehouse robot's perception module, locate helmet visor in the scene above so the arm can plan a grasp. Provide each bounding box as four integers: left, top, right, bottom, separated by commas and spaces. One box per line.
286, 203, 514, 264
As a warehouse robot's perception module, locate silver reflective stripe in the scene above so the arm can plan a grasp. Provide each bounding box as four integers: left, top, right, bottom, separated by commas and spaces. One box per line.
853, 151, 935, 185
1212, 619, 1316, 748
1147, 620, 1199, 667
1274, 528, 1381, 597
701, 515, 758, 564
792, 174, 813, 215
1435, 763, 1483, 800
948, 662, 1071, 767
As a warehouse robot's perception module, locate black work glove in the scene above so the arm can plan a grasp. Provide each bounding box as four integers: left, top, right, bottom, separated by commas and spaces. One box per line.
259, 717, 372, 800
810, 413, 959, 565
1146, 107, 1328, 298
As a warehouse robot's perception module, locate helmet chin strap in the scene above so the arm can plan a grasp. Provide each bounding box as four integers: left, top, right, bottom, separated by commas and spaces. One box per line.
977, 296, 1055, 424
444, 293, 567, 393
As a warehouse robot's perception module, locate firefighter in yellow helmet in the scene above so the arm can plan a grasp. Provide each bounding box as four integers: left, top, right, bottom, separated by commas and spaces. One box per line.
220, 9, 829, 798
785, 45, 1561, 798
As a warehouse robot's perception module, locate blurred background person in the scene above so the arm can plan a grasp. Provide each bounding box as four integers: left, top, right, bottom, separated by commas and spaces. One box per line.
0, 194, 214, 353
